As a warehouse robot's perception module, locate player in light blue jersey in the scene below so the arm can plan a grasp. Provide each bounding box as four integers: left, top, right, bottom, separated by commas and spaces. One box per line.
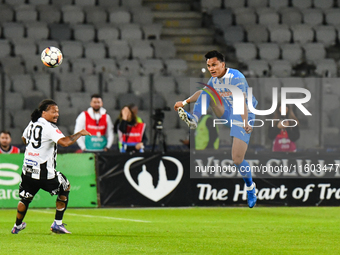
174, 50, 257, 208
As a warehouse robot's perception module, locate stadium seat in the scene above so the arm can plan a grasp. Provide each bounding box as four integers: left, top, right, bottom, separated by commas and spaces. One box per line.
280, 44, 303, 64
141, 91, 167, 110
69, 92, 92, 112
73, 24, 95, 42
98, 0, 120, 7
49, 23, 72, 41
14, 5, 37, 22
57, 73, 83, 92
152, 40, 176, 59
130, 75, 150, 95
60, 41, 83, 58
107, 40, 131, 60
54, 92, 72, 111
268, 0, 288, 9
257, 8, 280, 25
105, 76, 130, 94
70, 58, 94, 74
175, 77, 190, 96
314, 0, 333, 9
245, 25, 269, 43
130, 7, 154, 25
121, 0, 142, 8
222, 26, 244, 45
301, 8, 323, 26
102, 93, 117, 110
0, 5, 14, 24
23, 55, 46, 74
9, 128, 24, 144
2, 22, 25, 40
280, 8, 302, 25
258, 43, 280, 61
314, 25, 336, 47
234, 8, 257, 26
96, 25, 120, 42
280, 77, 304, 88
117, 93, 142, 109
57, 107, 79, 127
164, 59, 188, 76
234, 43, 257, 62
291, 24, 314, 44
270, 60, 292, 77
315, 59, 338, 77
0, 40, 11, 58
201, 0, 222, 13
259, 77, 281, 99
303, 43, 326, 63
23, 91, 45, 111
153, 76, 177, 95
5, 92, 24, 110
247, 60, 270, 77
84, 42, 107, 60
129, 40, 153, 59
109, 8, 131, 25
37, 5, 61, 23
0, 57, 25, 74
33, 73, 51, 97
211, 9, 233, 30
10, 74, 34, 93
26, 22, 49, 40
93, 59, 118, 73
223, 0, 245, 9
292, 0, 312, 9
51, 0, 73, 6
119, 59, 141, 76
325, 9, 340, 26
61, 5, 85, 24
74, 0, 96, 6
142, 24, 162, 40
12, 109, 31, 130
268, 24, 291, 43
84, 6, 107, 24
120, 24, 143, 40
247, 0, 268, 8
28, 0, 50, 4
140, 59, 164, 75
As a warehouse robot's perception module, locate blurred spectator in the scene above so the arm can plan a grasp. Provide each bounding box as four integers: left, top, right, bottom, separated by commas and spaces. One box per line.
116, 105, 147, 153
268, 104, 300, 152
129, 103, 143, 123
0, 130, 20, 154
74, 94, 114, 152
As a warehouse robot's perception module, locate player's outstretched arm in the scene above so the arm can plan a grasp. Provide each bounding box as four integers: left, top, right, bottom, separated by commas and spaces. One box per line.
58, 129, 91, 147
173, 90, 202, 111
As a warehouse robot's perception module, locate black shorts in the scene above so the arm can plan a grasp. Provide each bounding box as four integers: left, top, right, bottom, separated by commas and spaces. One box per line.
19, 172, 70, 200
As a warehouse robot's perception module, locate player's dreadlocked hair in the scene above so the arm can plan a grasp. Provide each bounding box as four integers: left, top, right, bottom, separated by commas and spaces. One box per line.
205, 50, 225, 63
31, 99, 57, 122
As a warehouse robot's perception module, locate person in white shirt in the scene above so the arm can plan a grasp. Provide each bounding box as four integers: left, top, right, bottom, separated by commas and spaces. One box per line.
74, 94, 114, 152
11, 99, 90, 234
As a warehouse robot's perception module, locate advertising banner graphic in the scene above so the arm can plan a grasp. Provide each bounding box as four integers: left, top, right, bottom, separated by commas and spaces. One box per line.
0, 153, 97, 208
97, 152, 340, 207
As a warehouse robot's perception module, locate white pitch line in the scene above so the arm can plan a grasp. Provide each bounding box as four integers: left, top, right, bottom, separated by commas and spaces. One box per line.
32, 210, 151, 223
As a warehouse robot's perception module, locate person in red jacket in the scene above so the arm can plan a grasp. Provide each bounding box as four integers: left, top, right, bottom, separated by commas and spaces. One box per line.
0, 130, 20, 154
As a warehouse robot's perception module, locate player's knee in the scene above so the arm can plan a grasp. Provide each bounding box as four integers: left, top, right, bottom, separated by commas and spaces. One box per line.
19, 198, 31, 209
232, 155, 244, 165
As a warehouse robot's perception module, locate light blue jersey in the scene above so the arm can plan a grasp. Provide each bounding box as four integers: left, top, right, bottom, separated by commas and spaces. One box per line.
193, 68, 257, 144
207, 68, 258, 111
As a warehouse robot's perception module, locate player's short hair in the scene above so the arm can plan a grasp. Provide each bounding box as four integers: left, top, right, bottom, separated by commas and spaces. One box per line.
91, 94, 102, 99
0, 130, 11, 136
31, 99, 57, 122
205, 50, 225, 63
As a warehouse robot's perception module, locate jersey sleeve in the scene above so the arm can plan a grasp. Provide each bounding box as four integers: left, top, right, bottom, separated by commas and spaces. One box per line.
49, 124, 65, 144
22, 122, 32, 140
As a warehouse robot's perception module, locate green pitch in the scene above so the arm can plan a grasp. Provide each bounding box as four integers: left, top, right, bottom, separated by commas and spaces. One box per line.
1, 207, 339, 254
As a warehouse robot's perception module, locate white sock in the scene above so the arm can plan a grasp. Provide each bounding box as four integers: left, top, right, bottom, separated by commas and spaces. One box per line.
15, 223, 22, 228
55, 220, 62, 225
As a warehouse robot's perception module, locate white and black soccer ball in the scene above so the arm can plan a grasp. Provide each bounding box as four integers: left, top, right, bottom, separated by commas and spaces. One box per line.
41, 47, 63, 68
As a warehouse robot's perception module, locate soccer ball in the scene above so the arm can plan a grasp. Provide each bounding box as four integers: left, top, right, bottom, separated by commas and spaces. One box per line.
41, 47, 63, 68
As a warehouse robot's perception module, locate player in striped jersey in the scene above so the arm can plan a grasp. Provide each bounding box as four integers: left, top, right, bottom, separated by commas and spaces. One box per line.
11, 99, 91, 234
174, 50, 257, 208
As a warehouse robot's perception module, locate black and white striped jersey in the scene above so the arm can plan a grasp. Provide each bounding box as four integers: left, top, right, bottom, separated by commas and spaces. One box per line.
22, 117, 65, 180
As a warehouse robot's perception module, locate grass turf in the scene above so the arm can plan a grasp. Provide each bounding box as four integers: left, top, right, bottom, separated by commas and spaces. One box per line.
1, 207, 339, 254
